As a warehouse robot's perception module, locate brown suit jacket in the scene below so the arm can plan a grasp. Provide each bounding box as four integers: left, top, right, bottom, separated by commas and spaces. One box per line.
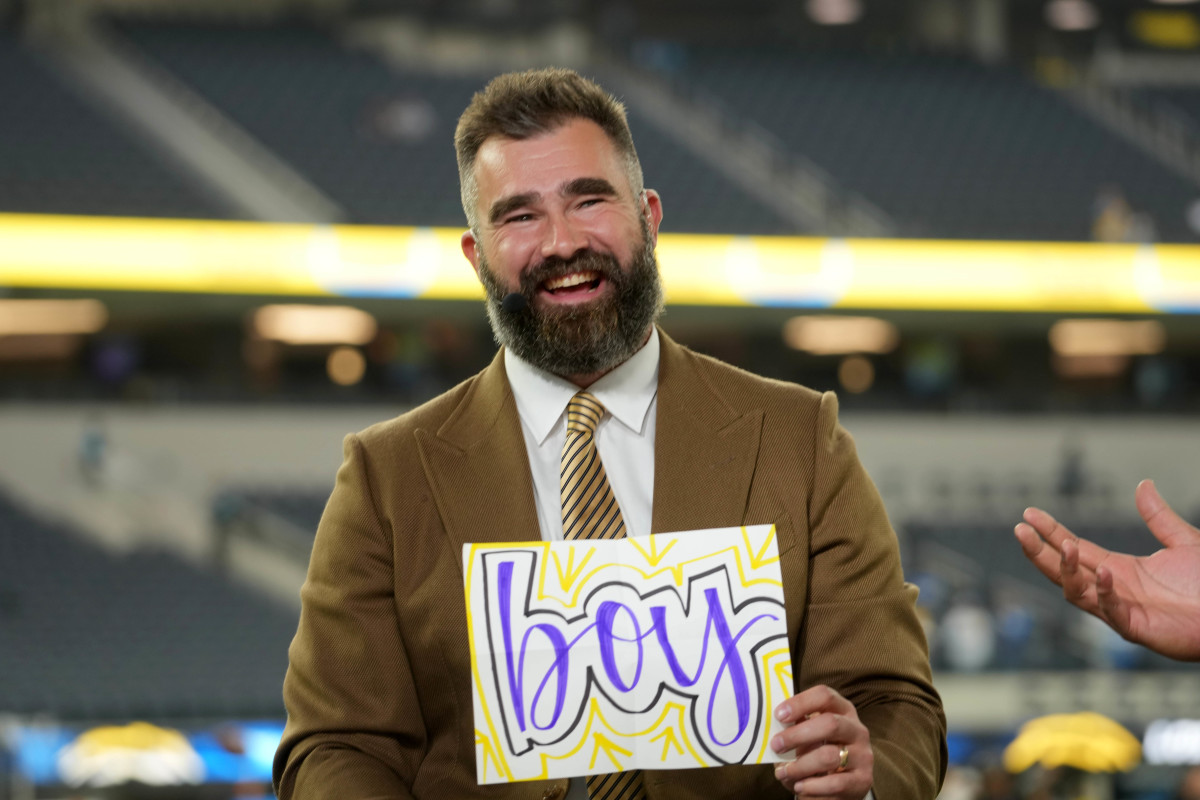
274, 331, 946, 800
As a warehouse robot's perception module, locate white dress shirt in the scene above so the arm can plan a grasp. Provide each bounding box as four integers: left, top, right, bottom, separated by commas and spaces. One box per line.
504, 328, 659, 542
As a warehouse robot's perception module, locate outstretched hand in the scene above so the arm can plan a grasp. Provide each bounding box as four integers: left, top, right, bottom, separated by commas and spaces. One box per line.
1014, 479, 1200, 661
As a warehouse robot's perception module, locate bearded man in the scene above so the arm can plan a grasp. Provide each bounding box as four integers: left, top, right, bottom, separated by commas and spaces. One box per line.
274, 67, 945, 800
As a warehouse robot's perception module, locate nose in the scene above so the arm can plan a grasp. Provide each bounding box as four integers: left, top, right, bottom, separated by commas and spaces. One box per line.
540, 211, 588, 262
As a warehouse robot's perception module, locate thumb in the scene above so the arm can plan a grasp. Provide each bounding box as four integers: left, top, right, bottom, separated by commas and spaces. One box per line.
1136, 479, 1200, 549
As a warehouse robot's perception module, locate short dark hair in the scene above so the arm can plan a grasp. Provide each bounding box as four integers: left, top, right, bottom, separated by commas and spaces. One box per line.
454, 67, 644, 228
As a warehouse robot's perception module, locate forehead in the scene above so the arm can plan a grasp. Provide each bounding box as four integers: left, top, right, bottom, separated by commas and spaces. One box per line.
472, 118, 631, 203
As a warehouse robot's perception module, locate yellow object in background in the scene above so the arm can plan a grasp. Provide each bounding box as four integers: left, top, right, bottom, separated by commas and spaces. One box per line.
1130, 10, 1200, 50
1004, 712, 1142, 774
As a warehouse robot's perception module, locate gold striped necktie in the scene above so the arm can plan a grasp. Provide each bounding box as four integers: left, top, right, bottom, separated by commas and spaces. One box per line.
560, 391, 647, 800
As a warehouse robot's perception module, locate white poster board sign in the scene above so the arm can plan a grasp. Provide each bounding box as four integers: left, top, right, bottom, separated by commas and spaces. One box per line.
463, 524, 794, 784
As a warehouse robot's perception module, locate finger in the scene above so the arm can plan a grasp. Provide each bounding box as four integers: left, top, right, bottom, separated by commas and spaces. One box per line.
1022, 506, 1070, 543
1094, 564, 1133, 636
1023, 507, 1112, 572
1136, 479, 1200, 548
1059, 538, 1100, 613
776, 742, 853, 782
772, 713, 855, 757
786, 769, 868, 800
775, 685, 855, 725
1014, 522, 1066, 586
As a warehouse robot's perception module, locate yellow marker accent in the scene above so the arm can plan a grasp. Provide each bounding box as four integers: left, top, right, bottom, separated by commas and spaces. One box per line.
756, 647, 794, 763
743, 525, 779, 570
552, 545, 594, 592
649, 726, 685, 761
629, 535, 678, 567
590, 733, 634, 771
474, 731, 504, 781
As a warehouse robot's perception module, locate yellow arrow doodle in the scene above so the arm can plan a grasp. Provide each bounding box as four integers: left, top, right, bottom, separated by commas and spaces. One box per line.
774, 661, 793, 698
756, 646, 795, 763
649, 726, 685, 761
475, 731, 506, 781
743, 525, 779, 570
628, 534, 678, 568
536, 697, 709, 778
552, 545, 595, 593
590, 733, 633, 771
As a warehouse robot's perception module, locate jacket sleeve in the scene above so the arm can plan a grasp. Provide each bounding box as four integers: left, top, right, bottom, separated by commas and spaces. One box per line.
799, 392, 947, 800
273, 433, 423, 800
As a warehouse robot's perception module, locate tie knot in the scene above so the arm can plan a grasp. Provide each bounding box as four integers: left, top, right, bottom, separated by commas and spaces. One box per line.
566, 392, 605, 436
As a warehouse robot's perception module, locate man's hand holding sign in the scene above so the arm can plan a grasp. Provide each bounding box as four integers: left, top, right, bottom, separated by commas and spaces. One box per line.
772, 687, 875, 800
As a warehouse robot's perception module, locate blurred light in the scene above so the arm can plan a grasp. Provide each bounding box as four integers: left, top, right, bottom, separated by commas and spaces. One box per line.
252, 305, 377, 346
1046, 0, 1100, 31
1149, 0, 1200, 5
806, 0, 863, 25
1053, 354, 1130, 379
783, 315, 899, 355
327, 346, 366, 386
1048, 318, 1166, 357
0, 334, 82, 361
1130, 10, 1200, 48
838, 355, 875, 393
0, 299, 107, 336
1144, 719, 1200, 765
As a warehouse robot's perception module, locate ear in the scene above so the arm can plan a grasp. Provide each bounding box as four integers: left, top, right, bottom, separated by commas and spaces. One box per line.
642, 189, 664, 246
461, 229, 482, 277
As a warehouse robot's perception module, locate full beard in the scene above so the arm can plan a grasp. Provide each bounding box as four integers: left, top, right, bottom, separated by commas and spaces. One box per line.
478, 226, 664, 379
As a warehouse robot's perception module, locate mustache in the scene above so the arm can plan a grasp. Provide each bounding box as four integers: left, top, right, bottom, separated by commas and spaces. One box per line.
516, 250, 623, 296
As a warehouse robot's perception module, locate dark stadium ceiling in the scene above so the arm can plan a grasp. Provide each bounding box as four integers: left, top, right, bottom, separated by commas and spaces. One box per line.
39, 0, 1200, 36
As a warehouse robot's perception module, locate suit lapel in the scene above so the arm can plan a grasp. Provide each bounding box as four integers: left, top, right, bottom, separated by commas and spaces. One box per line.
651, 332, 764, 535
416, 351, 541, 571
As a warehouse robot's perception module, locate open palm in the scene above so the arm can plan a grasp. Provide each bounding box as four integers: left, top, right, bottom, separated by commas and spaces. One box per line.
1015, 480, 1200, 661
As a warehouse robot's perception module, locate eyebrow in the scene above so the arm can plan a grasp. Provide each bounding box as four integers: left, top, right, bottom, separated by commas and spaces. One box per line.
487, 178, 621, 225
563, 177, 618, 198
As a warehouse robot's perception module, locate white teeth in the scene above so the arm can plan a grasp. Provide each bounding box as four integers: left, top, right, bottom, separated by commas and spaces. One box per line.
544, 271, 598, 291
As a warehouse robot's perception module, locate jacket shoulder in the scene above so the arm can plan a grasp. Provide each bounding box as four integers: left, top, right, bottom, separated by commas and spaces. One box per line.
675, 342, 828, 417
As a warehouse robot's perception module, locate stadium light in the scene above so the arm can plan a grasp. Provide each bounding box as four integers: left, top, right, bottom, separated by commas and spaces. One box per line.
783, 315, 899, 355
806, 0, 863, 25
838, 355, 875, 393
0, 299, 108, 336
1045, 0, 1100, 31
251, 304, 377, 346
1048, 318, 1166, 357
327, 346, 367, 386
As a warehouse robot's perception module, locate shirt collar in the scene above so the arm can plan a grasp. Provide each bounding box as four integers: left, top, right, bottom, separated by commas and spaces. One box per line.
505, 328, 660, 445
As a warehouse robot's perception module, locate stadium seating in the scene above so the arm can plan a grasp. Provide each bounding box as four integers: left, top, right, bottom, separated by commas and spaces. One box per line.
113, 21, 475, 226
1138, 86, 1200, 134
675, 47, 1200, 242
0, 31, 229, 220
113, 21, 797, 233
0, 489, 296, 720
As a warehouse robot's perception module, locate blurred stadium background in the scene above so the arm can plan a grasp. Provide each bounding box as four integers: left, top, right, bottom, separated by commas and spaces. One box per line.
4, 0, 1200, 797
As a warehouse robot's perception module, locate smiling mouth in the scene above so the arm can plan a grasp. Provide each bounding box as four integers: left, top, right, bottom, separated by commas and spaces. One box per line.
541, 270, 602, 295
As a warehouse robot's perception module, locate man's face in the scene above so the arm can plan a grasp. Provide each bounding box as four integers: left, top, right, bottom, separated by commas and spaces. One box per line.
461, 118, 665, 381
